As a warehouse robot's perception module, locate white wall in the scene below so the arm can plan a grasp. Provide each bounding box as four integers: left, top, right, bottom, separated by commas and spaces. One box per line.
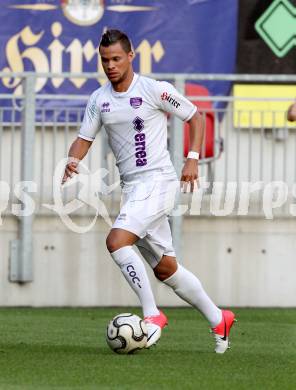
1, 215, 295, 307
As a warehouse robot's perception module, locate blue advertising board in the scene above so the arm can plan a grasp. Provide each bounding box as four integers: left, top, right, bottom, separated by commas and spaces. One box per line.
0, 0, 238, 114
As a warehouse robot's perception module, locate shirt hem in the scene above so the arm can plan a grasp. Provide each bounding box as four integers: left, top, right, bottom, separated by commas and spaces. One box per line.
78, 134, 95, 142
184, 105, 197, 122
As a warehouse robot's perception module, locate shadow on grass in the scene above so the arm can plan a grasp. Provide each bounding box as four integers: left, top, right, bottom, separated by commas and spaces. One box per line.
0, 340, 212, 357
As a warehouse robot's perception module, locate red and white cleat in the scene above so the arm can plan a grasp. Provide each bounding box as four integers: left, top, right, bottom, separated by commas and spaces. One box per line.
212, 309, 236, 354
144, 310, 168, 348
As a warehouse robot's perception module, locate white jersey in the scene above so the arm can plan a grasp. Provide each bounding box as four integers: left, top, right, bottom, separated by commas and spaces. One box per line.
78, 74, 197, 182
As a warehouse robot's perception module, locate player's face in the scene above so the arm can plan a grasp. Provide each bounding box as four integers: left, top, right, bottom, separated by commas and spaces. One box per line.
100, 42, 133, 84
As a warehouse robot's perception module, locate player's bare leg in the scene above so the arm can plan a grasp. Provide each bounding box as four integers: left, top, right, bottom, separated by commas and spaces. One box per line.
154, 255, 235, 353
106, 228, 164, 347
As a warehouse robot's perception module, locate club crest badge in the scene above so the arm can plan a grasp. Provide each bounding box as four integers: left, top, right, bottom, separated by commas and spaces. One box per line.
130, 97, 143, 109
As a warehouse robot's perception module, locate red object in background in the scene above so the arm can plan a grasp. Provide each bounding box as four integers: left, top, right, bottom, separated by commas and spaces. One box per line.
184, 84, 215, 159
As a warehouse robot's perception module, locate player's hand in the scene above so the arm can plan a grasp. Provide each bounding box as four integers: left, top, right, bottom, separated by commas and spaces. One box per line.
180, 159, 198, 193
62, 160, 79, 184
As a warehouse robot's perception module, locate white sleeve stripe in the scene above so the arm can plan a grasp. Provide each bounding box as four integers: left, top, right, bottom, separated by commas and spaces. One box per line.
184, 105, 197, 122
78, 133, 95, 141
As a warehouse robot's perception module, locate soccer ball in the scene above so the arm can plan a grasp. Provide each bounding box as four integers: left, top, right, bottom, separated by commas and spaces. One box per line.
106, 313, 148, 354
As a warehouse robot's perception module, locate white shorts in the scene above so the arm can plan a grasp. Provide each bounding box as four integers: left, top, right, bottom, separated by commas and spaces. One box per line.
113, 178, 179, 268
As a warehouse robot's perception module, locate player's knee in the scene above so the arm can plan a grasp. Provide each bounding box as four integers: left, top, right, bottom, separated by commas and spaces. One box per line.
153, 256, 177, 281
106, 234, 122, 253
154, 268, 170, 281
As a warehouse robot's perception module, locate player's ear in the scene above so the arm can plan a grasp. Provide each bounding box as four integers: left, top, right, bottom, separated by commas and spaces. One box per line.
128, 50, 134, 62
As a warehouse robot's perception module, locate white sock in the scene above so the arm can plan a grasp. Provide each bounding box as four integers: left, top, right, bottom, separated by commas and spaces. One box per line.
163, 264, 222, 327
111, 246, 159, 318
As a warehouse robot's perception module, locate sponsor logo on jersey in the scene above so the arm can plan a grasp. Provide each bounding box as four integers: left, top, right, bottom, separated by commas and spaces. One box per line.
161, 91, 181, 108
101, 102, 110, 113
130, 97, 143, 109
133, 116, 144, 132
132, 117, 147, 167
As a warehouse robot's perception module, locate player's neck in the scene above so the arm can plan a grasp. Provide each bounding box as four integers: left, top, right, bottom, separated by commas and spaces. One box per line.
111, 69, 134, 93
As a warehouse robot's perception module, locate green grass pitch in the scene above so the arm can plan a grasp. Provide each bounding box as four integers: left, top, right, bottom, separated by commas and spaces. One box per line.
0, 308, 295, 389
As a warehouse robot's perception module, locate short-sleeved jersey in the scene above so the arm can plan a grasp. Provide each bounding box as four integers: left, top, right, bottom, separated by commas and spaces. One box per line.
78, 74, 197, 182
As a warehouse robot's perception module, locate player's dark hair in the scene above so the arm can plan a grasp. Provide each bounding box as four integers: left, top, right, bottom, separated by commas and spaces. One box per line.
100, 29, 132, 53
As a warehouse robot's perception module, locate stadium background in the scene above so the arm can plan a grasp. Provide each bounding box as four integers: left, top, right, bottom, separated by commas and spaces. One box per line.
0, 0, 296, 308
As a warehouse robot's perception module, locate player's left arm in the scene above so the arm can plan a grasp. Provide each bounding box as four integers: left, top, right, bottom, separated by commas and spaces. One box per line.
153, 80, 204, 192
180, 111, 204, 193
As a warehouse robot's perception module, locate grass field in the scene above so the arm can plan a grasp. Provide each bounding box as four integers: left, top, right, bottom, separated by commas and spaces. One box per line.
0, 308, 295, 389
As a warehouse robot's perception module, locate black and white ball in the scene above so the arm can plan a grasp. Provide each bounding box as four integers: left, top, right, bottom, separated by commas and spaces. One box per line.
106, 313, 147, 354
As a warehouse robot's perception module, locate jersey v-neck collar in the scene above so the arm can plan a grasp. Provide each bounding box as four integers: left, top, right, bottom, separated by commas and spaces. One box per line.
111, 73, 139, 97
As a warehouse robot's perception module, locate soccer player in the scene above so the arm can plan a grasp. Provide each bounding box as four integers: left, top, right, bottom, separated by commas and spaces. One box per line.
63, 29, 235, 353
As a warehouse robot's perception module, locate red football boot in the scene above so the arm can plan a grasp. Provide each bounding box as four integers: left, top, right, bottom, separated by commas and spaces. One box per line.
212, 309, 236, 353
144, 310, 168, 348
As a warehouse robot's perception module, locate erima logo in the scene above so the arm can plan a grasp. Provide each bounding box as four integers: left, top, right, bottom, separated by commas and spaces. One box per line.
161, 92, 181, 108
101, 102, 110, 113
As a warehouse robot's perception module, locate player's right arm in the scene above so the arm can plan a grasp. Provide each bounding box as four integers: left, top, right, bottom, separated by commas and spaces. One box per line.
62, 138, 93, 184
287, 101, 296, 122
62, 90, 102, 184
